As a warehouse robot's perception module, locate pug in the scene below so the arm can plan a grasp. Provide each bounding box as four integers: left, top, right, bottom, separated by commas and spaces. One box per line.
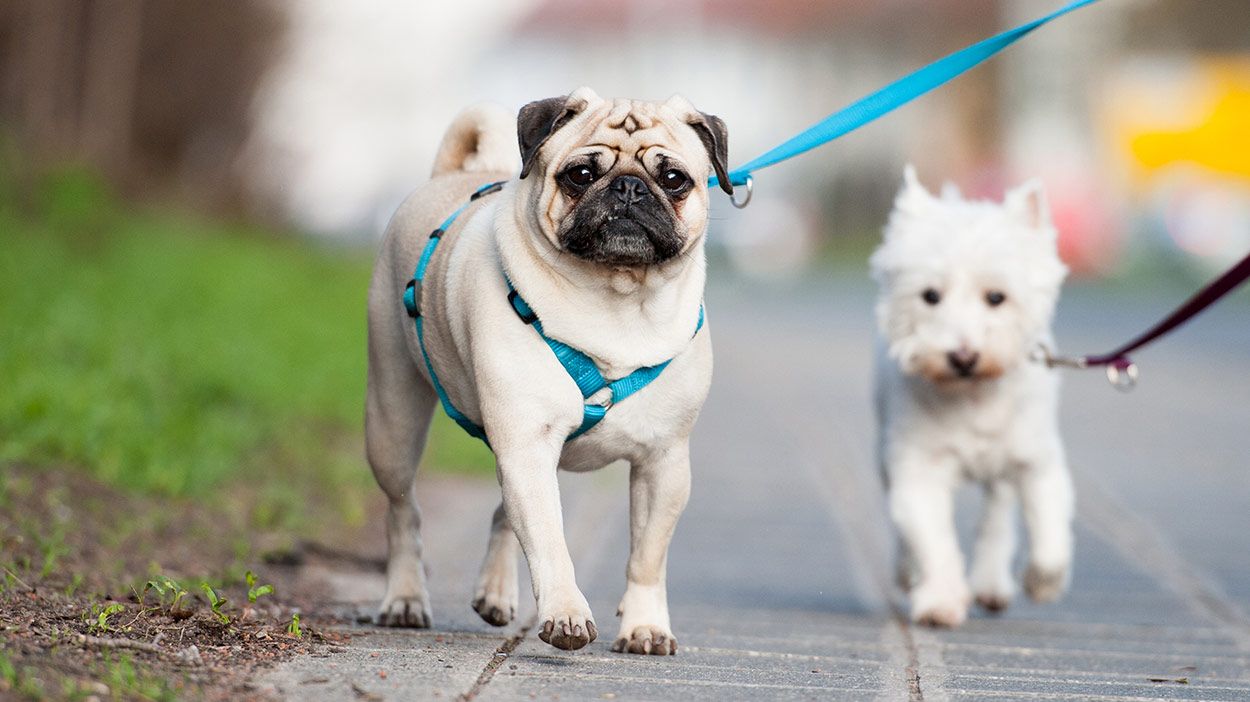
365, 87, 732, 654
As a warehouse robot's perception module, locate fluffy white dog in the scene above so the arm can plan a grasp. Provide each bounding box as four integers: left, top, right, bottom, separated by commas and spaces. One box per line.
871, 166, 1072, 627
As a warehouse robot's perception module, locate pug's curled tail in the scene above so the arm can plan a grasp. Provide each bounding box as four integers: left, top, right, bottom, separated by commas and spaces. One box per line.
431, 104, 519, 177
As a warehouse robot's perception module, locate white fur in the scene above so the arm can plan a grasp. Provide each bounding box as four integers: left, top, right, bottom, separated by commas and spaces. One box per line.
871, 165, 1073, 627
365, 88, 715, 654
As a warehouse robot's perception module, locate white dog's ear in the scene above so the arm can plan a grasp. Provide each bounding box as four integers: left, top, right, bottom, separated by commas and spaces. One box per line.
1006, 179, 1051, 229
896, 164, 936, 213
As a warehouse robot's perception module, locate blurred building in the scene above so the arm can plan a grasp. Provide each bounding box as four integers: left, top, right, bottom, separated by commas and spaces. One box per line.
3, 0, 1248, 277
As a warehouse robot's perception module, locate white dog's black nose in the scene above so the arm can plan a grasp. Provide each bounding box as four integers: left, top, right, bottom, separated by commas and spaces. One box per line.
947, 349, 980, 377
610, 175, 650, 206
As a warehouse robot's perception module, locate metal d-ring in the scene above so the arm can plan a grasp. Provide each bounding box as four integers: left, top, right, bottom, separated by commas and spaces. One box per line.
1105, 360, 1139, 392
730, 175, 754, 209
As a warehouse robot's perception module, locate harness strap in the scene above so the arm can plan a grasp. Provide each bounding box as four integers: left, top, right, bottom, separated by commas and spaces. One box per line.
506, 284, 705, 439
405, 181, 703, 446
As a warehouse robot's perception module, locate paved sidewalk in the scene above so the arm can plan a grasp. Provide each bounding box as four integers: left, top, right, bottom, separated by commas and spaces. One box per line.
263, 278, 1250, 700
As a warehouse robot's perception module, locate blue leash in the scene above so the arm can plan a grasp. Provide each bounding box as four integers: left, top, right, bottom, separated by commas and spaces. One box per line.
404, 182, 704, 447
711, 0, 1103, 190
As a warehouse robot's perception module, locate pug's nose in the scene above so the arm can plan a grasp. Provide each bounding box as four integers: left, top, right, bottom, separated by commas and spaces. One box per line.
947, 349, 980, 377
610, 175, 650, 206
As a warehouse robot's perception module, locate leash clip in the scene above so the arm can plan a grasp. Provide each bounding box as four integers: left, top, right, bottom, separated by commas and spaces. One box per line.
730, 175, 753, 209
1031, 343, 1086, 370
1033, 344, 1139, 392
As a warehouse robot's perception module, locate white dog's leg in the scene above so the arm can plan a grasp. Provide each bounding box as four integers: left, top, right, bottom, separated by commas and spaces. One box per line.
366, 328, 438, 627
495, 434, 596, 651
1019, 455, 1074, 602
612, 443, 691, 656
472, 503, 519, 626
969, 480, 1017, 612
889, 460, 970, 627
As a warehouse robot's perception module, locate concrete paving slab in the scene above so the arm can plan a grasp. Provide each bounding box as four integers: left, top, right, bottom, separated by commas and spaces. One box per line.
259, 278, 1250, 700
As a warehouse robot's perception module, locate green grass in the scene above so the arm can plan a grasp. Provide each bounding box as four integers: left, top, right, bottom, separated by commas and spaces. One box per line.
0, 169, 492, 524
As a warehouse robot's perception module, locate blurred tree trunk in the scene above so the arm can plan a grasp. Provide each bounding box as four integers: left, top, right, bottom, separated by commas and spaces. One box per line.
81, 0, 144, 176
0, 0, 282, 215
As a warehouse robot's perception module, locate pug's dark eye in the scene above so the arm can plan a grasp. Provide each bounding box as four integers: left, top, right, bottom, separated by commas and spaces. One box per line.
985, 290, 1006, 307
562, 165, 597, 188
921, 288, 941, 305
660, 169, 690, 192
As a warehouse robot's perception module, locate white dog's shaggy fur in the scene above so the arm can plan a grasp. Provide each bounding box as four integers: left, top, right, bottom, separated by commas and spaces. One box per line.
871, 166, 1073, 627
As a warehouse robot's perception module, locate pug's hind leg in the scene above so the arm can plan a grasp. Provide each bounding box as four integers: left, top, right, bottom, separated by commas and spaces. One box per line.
366, 324, 438, 628
472, 503, 519, 627
613, 443, 690, 656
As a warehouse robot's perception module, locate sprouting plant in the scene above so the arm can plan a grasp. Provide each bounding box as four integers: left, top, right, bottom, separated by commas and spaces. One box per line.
286, 613, 302, 639
199, 583, 230, 624
143, 576, 188, 613
89, 603, 125, 633
64, 573, 84, 598
245, 571, 274, 603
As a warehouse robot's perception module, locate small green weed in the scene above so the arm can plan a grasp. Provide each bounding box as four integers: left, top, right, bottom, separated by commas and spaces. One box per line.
87, 603, 125, 633
245, 570, 274, 603
286, 613, 302, 639
142, 575, 189, 614
199, 583, 230, 624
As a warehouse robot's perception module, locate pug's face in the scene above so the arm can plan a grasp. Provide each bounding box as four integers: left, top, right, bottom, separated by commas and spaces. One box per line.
516, 88, 732, 268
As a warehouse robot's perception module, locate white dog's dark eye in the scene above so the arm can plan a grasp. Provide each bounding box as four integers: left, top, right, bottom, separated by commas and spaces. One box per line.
921, 288, 941, 305
985, 290, 1006, 307
660, 169, 690, 192
563, 165, 597, 187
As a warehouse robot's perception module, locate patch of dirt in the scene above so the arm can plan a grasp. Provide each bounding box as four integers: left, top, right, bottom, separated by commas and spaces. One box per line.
0, 464, 372, 700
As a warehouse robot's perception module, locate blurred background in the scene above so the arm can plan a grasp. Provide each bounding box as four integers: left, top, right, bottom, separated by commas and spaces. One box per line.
2, 0, 1248, 530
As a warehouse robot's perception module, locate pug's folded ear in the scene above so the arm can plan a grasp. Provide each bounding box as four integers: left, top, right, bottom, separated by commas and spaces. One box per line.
517, 92, 591, 179
685, 111, 732, 196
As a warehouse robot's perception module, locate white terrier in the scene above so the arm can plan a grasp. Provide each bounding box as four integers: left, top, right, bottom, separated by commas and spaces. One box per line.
871, 166, 1073, 627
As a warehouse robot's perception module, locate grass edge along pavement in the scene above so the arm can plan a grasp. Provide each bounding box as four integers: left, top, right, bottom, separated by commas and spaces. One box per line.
0, 169, 493, 698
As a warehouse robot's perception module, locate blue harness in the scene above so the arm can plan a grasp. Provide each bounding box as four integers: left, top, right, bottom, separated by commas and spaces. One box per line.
403, 182, 704, 446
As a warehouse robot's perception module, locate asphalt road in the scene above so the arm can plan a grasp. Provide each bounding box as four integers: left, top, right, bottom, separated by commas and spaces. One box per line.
262, 274, 1250, 701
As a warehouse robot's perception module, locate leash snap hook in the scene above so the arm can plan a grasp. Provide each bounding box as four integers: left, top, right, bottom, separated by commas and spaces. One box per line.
730, 175, 754, 209
1105, 358, 1138, 392
1031, 343, 1086, 370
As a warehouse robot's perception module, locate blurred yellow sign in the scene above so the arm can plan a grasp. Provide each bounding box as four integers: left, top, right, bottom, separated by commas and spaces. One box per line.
1117, 60, 1250, 180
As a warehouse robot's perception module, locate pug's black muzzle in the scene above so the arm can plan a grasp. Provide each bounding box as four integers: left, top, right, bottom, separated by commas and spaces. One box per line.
559, 175, 684, 266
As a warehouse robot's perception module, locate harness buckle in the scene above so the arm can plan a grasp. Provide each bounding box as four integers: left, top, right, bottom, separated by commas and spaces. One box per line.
471, 181, 506, 201
404, 279, 422, 318
507, 289, 539, 325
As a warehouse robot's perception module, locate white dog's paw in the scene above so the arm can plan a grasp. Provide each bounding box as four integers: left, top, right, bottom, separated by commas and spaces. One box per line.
910, 579, 971, 628
1023, 562, 1070, 603
471, 570, 518, 627
612, 625, 677, 655
377, 591, 432, 628
537, 593, 597, 651
969, 566, 1015, 614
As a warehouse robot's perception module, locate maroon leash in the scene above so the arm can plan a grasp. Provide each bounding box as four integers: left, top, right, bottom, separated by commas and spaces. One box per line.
1038, 250, 1250, 390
